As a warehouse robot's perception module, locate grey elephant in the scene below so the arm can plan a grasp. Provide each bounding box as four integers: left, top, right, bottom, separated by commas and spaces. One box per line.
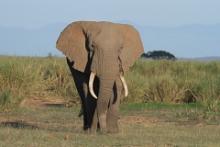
56, 21, 144, 133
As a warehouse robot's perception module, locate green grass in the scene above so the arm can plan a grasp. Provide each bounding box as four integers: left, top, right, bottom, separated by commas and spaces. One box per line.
0, 56, 220, 112
0, 56, 79, 111
1, 56, 220, 146
121, 102, 203, 112
0, 89, 25, 112
126, 59, 220, 112
0, 103, 220, 147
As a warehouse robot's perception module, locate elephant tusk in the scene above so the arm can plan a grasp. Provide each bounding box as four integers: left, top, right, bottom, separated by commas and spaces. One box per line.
120, 75, 128, 97
89, 72, 98, 99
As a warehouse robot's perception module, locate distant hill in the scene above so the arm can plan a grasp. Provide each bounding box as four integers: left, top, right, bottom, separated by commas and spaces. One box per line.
179, 56, 220, 61
136, 24, 220, 58
0, 22, 220, 57
0, 23, 66, 56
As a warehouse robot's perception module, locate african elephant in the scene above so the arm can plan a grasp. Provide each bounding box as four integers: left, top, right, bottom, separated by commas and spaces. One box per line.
56, 21, 144, 133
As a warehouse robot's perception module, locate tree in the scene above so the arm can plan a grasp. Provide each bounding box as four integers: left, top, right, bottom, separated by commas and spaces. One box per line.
141, 50, 176, 60
47, 52, 53, 59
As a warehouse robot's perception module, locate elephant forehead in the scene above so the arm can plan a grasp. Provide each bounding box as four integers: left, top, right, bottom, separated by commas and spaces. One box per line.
93, 29, 123, 49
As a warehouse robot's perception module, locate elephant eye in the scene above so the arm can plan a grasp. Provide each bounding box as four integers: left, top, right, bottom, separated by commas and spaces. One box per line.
88, 41, 95, 51
91, 43, 98, 50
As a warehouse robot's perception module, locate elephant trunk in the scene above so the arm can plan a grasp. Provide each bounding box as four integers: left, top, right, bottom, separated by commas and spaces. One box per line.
96, 78, 115, 131
89, 72, 128, 99
89, 48, 129, 99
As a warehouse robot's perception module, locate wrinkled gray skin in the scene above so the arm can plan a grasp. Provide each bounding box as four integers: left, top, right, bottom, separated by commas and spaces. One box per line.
56, 21, 144, 133
66, 58, 122, 133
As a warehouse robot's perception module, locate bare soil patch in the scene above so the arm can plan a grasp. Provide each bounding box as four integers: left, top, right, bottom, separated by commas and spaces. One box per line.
119, 115, 160, 127
20, 96, 66, 108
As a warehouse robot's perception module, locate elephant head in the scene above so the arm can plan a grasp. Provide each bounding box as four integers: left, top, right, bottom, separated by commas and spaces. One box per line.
56, 21, 144, 132
56, 21, 143, 96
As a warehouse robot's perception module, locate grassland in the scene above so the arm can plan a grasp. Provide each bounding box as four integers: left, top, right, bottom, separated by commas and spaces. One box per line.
1, 56, 220, 146
0, 56, 78, 111
1, 103, 220, 147
0, 56, 220, 111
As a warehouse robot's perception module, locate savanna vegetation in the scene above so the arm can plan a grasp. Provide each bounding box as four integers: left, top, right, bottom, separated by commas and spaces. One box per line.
0, 56, 219, 112
1, 103, 220, 147
1, 56, 220, 146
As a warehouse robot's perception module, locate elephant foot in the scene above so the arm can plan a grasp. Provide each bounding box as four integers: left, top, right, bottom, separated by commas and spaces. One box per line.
98, 130, 108, 135
106, 113, 119, 133
98, 123, 108, 134
107, 122, 119, 134
83, 129, 91, 134
88, 127, 98, 135
98, 114, 107, 132
107, 128, 119, 134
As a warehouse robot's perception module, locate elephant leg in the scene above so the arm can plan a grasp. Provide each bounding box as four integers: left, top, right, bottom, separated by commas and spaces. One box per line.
90, 107, 98, 133
87, 77, 99, 133
106, 78, 122, 133
82, 83, 90, 130
70, 74, 90, 130
96, 79, 114, 133
81, 82, 98, 133
66, 58, 91, 130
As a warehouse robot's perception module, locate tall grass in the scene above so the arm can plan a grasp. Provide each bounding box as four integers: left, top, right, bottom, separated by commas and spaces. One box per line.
126, 59, 220, 111
0, 56, 78, 111
0, 56, 220, 111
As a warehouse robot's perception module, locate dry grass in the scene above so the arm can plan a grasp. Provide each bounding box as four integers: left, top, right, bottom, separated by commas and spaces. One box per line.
126, 59, 220, 112
0, 103, 220, 147
1, 56, 220, 146
0, 56, 220, 112
0, 56, 78, 111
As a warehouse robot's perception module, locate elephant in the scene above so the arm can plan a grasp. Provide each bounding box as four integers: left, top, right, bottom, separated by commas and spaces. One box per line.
56, 21, 144, 133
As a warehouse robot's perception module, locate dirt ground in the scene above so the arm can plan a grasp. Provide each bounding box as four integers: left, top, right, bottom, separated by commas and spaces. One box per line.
20, 96, 67, 108
21, 97, 170, 126
1, 97, 220, 147
5, 96, 220, 127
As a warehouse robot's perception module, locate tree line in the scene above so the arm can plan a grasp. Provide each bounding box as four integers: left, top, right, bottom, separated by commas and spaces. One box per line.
141, 50, 176, 60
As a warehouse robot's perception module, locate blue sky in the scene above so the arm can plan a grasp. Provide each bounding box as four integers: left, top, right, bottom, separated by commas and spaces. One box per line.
1, 0, 220, 28
0, 0, 220, 57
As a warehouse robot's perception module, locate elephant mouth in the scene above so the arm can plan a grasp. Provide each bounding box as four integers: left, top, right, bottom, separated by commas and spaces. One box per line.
88, 72, 128, 99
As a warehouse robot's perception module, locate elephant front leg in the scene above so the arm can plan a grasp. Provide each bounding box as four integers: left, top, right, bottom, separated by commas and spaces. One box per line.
96, 79, 114, 133
106, 78, 122, 133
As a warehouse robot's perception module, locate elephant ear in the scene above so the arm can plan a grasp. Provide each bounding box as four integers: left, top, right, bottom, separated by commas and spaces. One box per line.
56, 21, 88, 72
119, 24, 144, 72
